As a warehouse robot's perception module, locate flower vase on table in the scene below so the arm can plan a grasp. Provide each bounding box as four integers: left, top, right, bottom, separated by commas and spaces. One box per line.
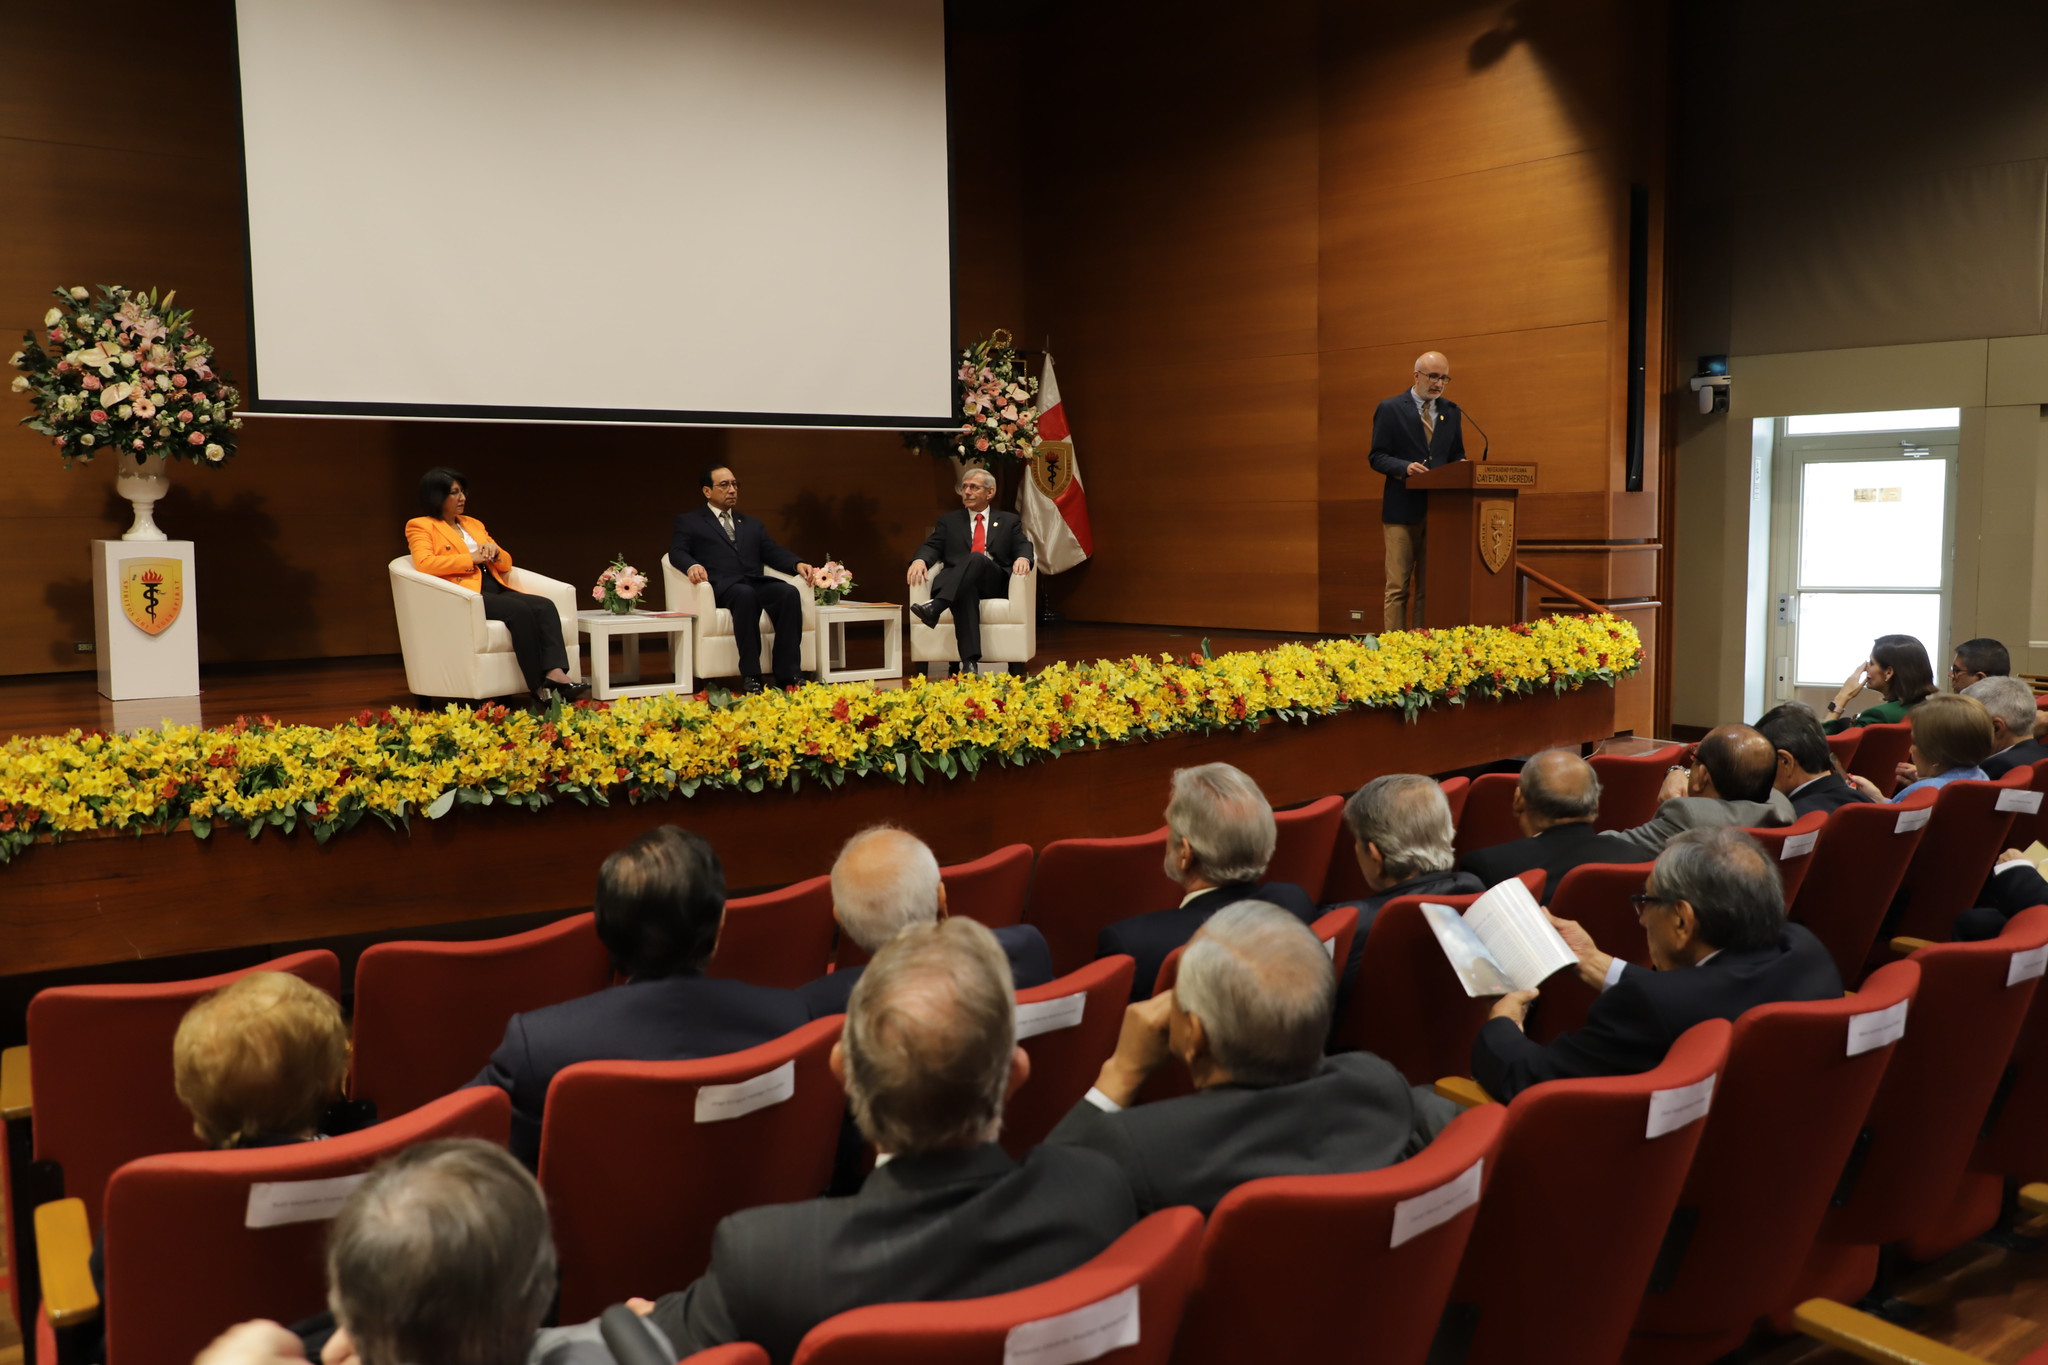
592, 555, 647, 615
811, 560, 856, 606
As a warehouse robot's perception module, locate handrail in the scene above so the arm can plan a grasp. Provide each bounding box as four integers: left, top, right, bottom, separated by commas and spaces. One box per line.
1513, 561, 1604, 617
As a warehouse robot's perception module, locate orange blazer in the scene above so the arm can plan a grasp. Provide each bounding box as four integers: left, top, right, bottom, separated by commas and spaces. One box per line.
404, 515, 516, 593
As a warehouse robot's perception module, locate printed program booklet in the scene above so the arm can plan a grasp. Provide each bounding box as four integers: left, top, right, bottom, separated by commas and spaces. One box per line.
1421, 877, 1579, 998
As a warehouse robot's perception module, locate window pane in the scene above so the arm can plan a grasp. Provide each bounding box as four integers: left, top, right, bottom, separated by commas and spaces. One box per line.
1784, 408, 1960, 436
1794, 593, 1942, 687
1798, 460, 1946, 589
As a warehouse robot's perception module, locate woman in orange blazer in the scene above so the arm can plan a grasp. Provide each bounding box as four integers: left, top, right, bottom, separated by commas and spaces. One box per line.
405, 467, 586, 701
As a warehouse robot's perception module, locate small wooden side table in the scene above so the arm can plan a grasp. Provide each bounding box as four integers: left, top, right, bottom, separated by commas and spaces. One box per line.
576, 608, 696, 700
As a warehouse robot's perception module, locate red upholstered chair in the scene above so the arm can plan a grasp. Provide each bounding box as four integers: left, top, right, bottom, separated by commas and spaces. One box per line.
1788, 787, 1936, 988
683, 1349, 771, 1365
1843, 720, 1914, 796
1331, 871, 1547, 1084
1887, 768, 2028, 945
1151, 905, 1357, 998
1323, 821, 1370, 905
708, 875, 838, 989
788, 1206, 1204, 1365
539, 1016, 846, 1320
836, 843, 1038, 971
1741, 810, 1827, 908
1002, 957, 1136, 1158
1442, 1019, 1732, 1365
351, 912, 615, 1119
1771, 908, 2048, 1324
1452, 773, 1521, 860
1173, 1104, 1507, 1365
36, 1087, 510, 1365
1268, 794, 1344, 901
1825, 729, 1863, 772
2001, 758, 2048, 852
1025, 828, 1178, 975
1624, 960, 1921, 1365
1589, 743, 1690, 831
1525, 862, 1652, 1045
1438, 775, 1472, 822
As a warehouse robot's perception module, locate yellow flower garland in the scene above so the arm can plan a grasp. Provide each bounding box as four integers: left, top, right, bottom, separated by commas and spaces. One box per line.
0, 615, 1639, 863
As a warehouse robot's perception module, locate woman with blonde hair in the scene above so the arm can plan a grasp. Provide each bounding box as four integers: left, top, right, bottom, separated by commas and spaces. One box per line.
1846, 692, 1995, 803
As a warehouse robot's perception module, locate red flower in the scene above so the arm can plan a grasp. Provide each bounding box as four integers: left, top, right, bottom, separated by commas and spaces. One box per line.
832, 698, 851, 722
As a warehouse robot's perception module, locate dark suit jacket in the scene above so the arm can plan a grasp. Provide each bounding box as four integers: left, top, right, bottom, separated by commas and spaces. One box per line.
1046, 1052, 1458, 1215
1366, 394, 1467, 525
911, 506, 1034, 602
1471, 922, 1842, 1101
649, 1143, 1136, 1365
1787, 772, 1875, 818
1098, 881, 1317, 1002
1983, 739, 2048, 780
1460, 821, 1652, 890
474, 974, 811, 1166
669, 506, 800, 592
797, 925, 1055, 1019
1329, 867, 1486, 1000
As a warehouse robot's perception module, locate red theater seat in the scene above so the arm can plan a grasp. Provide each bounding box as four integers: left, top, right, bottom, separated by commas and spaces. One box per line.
709, 875, 838, 989
1788, 788, 1935, 987
1002, 957, 1136, 1158
1025, 829, 1178, 975
1267, 794, 1344, 901
1842, 721, 1913, 796
1452, 772, 1520, 859
1589, 743, 1690, 831
1527, 861, 1654, 1044
1887, 769, 2030, 946
1742, 810, 1827, 908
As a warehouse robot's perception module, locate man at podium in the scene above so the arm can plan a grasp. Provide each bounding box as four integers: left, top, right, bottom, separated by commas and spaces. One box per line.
1369, 351, 1465, 631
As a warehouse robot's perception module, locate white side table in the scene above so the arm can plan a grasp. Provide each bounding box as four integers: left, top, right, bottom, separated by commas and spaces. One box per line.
814, 602, 904, 684
576, 608, 696, 700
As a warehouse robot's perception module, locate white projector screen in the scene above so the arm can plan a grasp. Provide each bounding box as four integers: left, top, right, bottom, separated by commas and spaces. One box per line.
234, 0, 955, 427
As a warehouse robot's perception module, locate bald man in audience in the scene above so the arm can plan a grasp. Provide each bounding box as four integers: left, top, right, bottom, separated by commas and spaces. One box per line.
1611, 724, 1794, 853
1459, 750, 1650, 890
1048, 901, 1456, 1214
1964, 675, 2048, 778
1370, 351, 1466, 631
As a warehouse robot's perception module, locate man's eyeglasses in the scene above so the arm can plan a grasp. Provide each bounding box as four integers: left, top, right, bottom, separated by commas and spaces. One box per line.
1417, 371, 1452, 383
1629, 892, 1672, 919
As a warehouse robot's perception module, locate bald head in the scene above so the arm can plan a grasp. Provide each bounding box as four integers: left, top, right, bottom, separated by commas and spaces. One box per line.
830, 825, 943, 953
1412, 352, 1451, 403
1517, 748, 1602, 832
1694, 724, 1777, 805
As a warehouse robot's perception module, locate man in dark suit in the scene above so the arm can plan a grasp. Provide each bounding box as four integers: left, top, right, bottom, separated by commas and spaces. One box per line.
1097, 763, 1317, 1002
1964, 676, 2048, 778
1952, 850, 2048, 941
669, 465, 816, 691
906, 466, 1034, 666
1461, 749, 1652, 889
1756, 703, 1874, 817
644, 919, 1137, 1365
797, 826, 1053, 1018
1612, 724, 1796, 853
1472, 827, 1842, 1101
1050, 902, 1456, 1214
1328, 774, 1482, 998
473, 826, 810, 1166
1368, 351, 1466, 632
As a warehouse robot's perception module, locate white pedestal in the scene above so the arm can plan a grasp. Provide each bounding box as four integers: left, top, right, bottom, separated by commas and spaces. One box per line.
93, 539, 200, 701
576, 609, 696, 701
814, 603, 905, 684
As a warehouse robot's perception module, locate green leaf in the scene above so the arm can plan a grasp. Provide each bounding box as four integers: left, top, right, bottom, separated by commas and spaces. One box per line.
190, 817, 211, 840
424, 790, 456, 819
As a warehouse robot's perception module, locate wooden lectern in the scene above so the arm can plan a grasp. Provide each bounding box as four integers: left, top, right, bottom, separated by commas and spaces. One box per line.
1403, 461, 1538, 627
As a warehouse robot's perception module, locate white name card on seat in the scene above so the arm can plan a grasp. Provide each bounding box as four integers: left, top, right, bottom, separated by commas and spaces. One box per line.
245, 1173, 367, 1229
1847, 999, 1909, 1056
1016, 994, 1088, 1040
1646, 1074, 1716, 1139
695, 1060, 795, 1123
1997, 789, 2044, 815
1780, 831, 1819, 860
2010, 944, 2048, 987
1894, 807, 1931, 834
1323, 935, 1339, 960
1003, 1285, 1139, 1365
1390, 1157, 1484, 1248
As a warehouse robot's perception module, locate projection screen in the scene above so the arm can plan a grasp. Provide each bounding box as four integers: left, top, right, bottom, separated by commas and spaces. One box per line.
233, 0, 954, 427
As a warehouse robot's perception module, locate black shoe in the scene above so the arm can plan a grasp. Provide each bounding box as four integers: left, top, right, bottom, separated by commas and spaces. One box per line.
910, 599, 945, 628
774, 676, 804, 692
739, 677, 766, 694
559, 679, 591, 701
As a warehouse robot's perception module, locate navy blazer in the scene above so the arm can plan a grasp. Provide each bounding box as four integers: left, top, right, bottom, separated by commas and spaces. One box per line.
911, 506, 1034, 604
1460, 821, 1652, 891
474, 973, 812, 1166
669, 506, 800, 592
1983, 739, 2048, 780
1787, 772, 1875, 818
1099, 881, 1318, 1002
1367, 393, 1467, 525
1471, 921, 1843, 1101
796, 925, 1056, 1019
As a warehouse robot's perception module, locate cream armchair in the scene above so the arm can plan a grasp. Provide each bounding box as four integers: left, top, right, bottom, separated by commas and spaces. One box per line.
387, 558, 580, 700
909, 563, 1037, 670
660, 556, 818, 682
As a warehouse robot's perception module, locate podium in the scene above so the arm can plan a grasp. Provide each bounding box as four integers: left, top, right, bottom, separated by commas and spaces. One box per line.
1404, 462, 1537, 627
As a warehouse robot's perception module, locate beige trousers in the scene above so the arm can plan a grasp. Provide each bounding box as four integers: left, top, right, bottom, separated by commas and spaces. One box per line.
1382, 520, 1425, 632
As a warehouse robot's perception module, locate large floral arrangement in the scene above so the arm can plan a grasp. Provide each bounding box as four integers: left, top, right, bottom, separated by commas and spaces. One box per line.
592, 554, 648, 615
10, 285, 242, 467
0, 615, 1639, 864
903, 329, 1040, 466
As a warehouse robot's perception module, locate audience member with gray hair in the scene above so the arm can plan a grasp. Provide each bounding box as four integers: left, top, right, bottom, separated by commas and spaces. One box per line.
645, 918, 1135, 1365
796, 825, 1052, 1018
1964, 675, 2048, 778
1473, 827, 1840, 1101
1328, 773, 1481, 997
1459, 750, 1650, 890
1051, 901, 1455, 1213
1098, 763, 1318, 1002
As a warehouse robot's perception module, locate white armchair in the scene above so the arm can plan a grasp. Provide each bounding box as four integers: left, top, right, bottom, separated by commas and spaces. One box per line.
660, 556, 818, 682
387, 558, 581, 701
909, 564, 1037, 670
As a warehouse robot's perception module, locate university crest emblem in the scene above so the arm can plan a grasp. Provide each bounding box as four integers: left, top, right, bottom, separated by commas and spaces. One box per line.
1478, 501, 1514, 575
119, 557, 184, 635
1031, 440, 1075, 499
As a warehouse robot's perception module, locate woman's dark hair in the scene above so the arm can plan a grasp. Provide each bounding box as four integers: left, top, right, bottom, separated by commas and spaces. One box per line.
417, 467, 469, 518
592, 826, 726, 979
1871, 634, 1936, 705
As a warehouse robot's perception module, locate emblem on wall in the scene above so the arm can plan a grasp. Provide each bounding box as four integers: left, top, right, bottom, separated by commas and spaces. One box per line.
1478, 500, 1514, 575
119, 558, 184, 635
1032, 440, 1075, 499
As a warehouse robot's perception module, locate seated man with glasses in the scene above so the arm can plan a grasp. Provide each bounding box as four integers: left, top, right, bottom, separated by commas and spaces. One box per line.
1368, 351, 1466, 633
1470, 827, 1840, 1102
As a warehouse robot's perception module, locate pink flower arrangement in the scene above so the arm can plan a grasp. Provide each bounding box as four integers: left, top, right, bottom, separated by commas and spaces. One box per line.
592, 554, 648, 615
906, 330, 1040, 467
810, 559, 857, 606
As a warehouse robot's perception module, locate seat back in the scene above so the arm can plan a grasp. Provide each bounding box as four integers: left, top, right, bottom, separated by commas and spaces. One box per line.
838, 844, 1037, 970
2002, 758, 2048, 851
1002, 957, 1136, 1158
1268, 794, 1344, 901
1843, 720, 1914, 795
26, 950, 342, 1232
708, 875, 838, 989
1438, 775, 1472, 822
1526, 861, 1654, 1044
1890, 770, 2027, 943
1447, 1020, 1732, 1365
1173, 1105, 1509, 1365
1741, 810, 1828, 908
1972, 949, 2048, 1181
789, 1206, 1204, 1365
1629, 961, 1919, 1348
352, 913, 615, 1119
1024, 829, 1177, 975
1589, 743, 1690, 831
1452, 773, 1521, 859
101, 1087, 510, 1365
540, 1016, 846, 1321
1788, 788, 1935, 987
1825, 729, 1864, 772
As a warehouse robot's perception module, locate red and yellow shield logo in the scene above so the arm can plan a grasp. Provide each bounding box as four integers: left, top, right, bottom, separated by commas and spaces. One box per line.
119, 558, 184, 636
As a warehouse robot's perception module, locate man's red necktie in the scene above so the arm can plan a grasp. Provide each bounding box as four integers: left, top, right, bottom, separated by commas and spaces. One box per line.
972, 512, 986, 554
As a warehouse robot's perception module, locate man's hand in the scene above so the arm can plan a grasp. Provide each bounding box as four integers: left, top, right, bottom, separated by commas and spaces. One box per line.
906, 560, 929, 586
1655, 767, 1690, 805
626, 1298, 657, 1317
1404, 461, 1428, 477
1548, 912, 1615, 990
1093, 993, 1175, 1108
1011, 557, 1031, 576
795, 562, 816, 585
1998, 848, 2031, 866
319, 1330, 356, 1365
1488, 989, 1539, 1030
195, 1322, 307, 1365
685, 564, 709, 586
